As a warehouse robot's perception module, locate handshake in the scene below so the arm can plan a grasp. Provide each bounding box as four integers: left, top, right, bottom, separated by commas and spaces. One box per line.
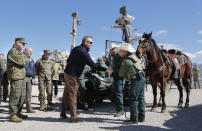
106, 68, 113, 74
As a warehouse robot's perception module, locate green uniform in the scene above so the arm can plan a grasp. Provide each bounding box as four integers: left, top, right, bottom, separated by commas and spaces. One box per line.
111, 53, 125, 112
119, 53, 146, 122
7, 44, 29, 116
192, 67, 200, 89
35, 58, 53, 106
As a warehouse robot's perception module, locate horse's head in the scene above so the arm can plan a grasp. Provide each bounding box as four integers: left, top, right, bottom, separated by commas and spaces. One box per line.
137, 32, 153, 57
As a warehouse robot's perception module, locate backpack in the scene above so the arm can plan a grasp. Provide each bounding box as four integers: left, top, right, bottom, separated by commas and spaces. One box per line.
128, 54, 145, 71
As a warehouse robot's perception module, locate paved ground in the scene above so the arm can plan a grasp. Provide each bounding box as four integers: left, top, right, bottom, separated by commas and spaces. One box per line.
0, 82, 202, 131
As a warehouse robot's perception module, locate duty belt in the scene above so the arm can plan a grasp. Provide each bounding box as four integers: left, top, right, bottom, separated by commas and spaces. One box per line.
132, 71, 145, 80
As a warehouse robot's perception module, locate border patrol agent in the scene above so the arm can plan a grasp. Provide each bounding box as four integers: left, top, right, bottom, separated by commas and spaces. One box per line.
118, 43, 146, 124
7, 38, 29, 122
108, 43, 125, 117
192, 64, 200, 89
35, 50, 54, 111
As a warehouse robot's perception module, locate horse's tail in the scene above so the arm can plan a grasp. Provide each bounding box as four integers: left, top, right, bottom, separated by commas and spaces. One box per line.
183, 54, 192, 78
190, 77, 192, 89
183, 54, 192, 89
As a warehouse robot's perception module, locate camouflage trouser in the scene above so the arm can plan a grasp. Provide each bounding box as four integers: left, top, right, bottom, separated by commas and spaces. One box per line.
194, 79, 200, 89
38, 77, 52, 102
9, 79, 26, 115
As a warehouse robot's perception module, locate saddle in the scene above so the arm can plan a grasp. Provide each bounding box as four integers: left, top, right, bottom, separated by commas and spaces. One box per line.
167, 49, 186, 70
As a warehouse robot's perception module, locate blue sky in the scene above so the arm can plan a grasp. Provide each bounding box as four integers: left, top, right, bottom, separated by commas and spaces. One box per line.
0, 0, 202, 63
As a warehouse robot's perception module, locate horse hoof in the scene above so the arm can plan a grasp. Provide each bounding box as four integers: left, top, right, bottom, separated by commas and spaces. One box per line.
185, 104, 189, 108
161, 109, 166, 113
178, 104, 183, 108
151, 107, 157, 112
158, 103, 162, 107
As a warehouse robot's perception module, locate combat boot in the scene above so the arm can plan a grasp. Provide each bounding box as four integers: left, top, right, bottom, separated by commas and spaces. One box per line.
40, 101, 45, 111
17, 113, 28, 119
47, 105, 53, 111
10, 114, 22, 123
27, 109, 36, 113
46, 102, 53, 111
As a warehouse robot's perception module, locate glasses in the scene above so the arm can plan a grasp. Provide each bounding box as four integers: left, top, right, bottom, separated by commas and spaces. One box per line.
86, 41, 93, 44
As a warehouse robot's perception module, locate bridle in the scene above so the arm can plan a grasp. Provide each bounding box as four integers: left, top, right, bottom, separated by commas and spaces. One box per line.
138, 38, 151, 52
138, 38, 156, 64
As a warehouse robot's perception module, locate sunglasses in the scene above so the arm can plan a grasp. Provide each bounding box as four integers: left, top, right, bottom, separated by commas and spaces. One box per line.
87, 41, 93, 44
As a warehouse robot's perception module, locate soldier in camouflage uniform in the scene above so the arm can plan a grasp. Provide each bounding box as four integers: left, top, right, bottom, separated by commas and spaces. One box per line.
192, 64, 200, 89
7, 38, 29, 122
118, 43, 146, 124
52, 61, 63, 97
0, 54, 8, 104
35, 50, 54, 111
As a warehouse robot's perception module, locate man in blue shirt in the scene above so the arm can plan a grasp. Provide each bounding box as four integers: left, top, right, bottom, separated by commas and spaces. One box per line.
24, 48, 36, 113
60, 35, 110, 123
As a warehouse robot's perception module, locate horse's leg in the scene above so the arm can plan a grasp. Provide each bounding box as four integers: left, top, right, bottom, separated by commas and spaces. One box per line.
175, 80, 183, 108
151, 83, 158, 112
160, 80, 167, 113
184, 78, 191, 108
158, 83, 169, 106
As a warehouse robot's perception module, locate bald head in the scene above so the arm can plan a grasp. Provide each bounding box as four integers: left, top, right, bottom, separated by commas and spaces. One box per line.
24, 47, 32, 57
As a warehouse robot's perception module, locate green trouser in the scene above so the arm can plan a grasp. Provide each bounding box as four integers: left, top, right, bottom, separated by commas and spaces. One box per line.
113, 78, 125, 112
25, 77, 33, 110
130, 77, 146, 122
9, 79, 26, 115
38, 77, 52, 103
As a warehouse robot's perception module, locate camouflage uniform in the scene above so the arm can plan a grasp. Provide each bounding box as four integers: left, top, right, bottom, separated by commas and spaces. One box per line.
0, 57, 6, 103
7, 39, 29, 122
35, 51, 53, 110
119, 53, 146, 123
192, 64, 200, 89
52, 62, 62, 96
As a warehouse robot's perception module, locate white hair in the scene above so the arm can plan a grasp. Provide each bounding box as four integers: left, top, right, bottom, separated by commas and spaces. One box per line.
25, 47, 32, 52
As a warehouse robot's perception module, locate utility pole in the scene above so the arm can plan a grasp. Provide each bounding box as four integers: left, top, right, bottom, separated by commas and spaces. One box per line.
70, 12, 82, 51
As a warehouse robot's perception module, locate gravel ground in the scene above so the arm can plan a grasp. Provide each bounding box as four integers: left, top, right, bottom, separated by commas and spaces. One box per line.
0, 83, 202, 131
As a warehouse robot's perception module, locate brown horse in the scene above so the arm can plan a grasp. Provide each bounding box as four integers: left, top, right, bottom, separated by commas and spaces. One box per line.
137, 32, 192, 113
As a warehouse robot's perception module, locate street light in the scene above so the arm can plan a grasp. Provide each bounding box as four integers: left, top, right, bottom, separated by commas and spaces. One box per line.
70, 12, 82, 50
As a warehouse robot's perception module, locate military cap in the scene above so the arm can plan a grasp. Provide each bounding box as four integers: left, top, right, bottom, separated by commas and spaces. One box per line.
44, 50, 52, 55
15, 38, 27, 44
